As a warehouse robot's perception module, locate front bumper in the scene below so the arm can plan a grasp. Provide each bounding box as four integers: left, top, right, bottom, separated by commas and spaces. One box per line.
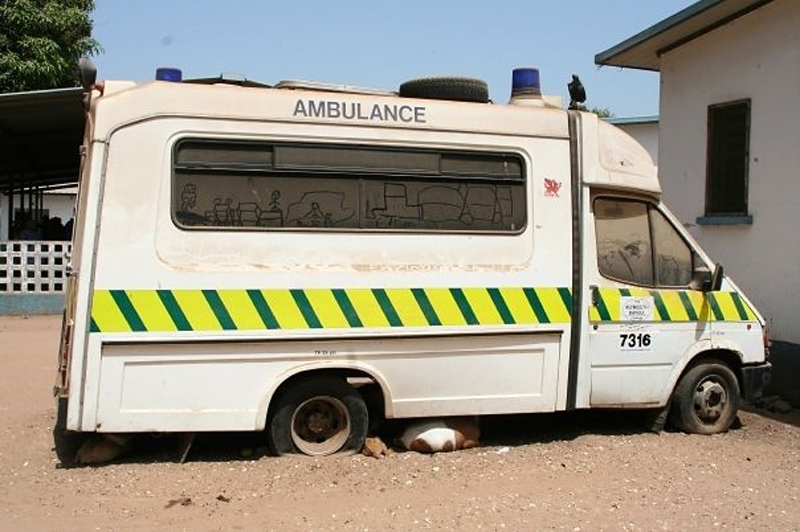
741, 362, 772, 401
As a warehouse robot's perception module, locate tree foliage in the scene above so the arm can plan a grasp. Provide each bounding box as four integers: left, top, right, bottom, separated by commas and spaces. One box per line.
0, 0, 101, 93
589, 107, 613, 119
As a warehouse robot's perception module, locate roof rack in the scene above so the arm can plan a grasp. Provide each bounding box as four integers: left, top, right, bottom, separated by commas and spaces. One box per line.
275, 80, 396, 97
184, 75, 272, 89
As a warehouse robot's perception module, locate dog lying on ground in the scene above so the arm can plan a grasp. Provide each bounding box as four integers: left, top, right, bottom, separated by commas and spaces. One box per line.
75, 434, 132, 464
399, 417, 480, 453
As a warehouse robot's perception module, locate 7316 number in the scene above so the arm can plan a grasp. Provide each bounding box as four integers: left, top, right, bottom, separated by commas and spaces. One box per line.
619, 333, 652, 349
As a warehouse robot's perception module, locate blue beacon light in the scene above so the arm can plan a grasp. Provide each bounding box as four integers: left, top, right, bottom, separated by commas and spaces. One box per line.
511, 68, 541, 97
155, 67, 183, 82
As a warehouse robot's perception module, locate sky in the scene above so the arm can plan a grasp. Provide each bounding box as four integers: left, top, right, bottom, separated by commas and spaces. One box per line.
90, 1, 697, 118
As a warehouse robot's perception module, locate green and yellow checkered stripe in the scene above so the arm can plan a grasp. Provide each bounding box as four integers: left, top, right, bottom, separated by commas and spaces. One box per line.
90, 287, 574, 333
589, 287, 757, 323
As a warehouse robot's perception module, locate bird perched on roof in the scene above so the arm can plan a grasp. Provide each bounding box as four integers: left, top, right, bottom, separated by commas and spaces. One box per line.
568, 74, 587, 110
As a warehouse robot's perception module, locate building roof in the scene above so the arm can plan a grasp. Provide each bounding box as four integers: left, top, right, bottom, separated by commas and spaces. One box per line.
0, 87, 85, 193
606, 115, 659, 126
595, 0, 775, 71
0, 76, 272, 195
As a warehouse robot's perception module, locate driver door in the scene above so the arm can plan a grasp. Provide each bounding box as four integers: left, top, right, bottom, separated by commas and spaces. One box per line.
587, 196, 712, 406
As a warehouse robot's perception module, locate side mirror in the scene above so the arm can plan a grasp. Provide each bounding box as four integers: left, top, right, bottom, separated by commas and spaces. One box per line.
709, 263, 724, 292
690, 255, 711, 291
690, 253, 724, 292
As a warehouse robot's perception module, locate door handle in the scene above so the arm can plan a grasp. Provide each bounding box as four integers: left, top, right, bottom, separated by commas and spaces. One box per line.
590, 285, 599, 307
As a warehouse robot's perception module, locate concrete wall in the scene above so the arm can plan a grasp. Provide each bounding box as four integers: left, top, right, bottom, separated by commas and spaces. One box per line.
0, 294, 65, 315
1, 240, 71, 315
658, 0, 800, 344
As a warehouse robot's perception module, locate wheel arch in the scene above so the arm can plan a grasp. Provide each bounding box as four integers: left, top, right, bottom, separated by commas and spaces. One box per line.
256, 363, 393, 431
664, 339, 746, 403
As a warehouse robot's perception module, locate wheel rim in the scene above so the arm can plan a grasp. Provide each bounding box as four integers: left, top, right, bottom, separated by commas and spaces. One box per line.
290, 396, 351, 456
692, 375, 729, 425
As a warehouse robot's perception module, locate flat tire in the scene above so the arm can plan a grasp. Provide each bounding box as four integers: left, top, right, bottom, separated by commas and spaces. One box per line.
268, 376, 368, 456
670, 361, 740, 434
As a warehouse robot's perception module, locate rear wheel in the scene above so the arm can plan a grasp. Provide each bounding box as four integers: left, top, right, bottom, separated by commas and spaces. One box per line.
268, 376, 368, 456
670, 361, 740, 434
53, 398, 86, 466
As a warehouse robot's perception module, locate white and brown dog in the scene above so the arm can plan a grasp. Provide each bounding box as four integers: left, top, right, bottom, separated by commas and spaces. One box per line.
399, 417, 480, 453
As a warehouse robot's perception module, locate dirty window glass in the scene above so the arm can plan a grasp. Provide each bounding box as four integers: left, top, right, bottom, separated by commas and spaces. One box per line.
275, 145, 439, 175
173, 141, 526, 233
174, 174, 359, 228
175, 141, 272, 168
650, 209, 692, 286
706, 100, 750, 215
361, 180, 523, 231
594, 199, 654, 285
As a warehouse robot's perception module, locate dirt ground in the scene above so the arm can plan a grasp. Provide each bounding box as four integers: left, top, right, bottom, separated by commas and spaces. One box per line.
1, 315, 798, 531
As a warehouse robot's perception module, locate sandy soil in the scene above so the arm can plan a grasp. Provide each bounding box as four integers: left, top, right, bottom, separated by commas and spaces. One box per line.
1, 315, 798, 531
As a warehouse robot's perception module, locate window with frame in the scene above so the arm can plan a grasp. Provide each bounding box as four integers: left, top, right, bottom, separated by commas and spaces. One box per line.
172, 140, 526, 233
594, 197, 693, 287
706, 99, 750, 217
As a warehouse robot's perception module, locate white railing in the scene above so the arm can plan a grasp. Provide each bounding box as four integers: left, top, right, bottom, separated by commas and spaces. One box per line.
0, 241, 71, 294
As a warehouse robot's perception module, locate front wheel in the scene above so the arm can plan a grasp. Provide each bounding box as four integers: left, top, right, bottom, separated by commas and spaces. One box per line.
267, 376, 368, 456
670, 361, 740, 434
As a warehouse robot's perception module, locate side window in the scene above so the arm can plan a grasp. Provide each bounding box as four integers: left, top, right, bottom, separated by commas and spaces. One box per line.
594, 198, 693, 287
650, 209, 692, 287
594, 199, 653, 286
172, 140, 526, 233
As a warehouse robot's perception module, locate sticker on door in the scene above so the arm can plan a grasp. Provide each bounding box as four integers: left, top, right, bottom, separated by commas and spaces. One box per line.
620, 296, 654, 321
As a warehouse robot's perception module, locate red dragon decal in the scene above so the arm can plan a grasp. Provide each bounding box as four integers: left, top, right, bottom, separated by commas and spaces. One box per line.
544, 178, 562, 197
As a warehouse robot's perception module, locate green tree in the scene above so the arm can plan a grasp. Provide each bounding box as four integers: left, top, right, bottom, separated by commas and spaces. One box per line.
589, 107, 613, 119
0, 0, 101, 93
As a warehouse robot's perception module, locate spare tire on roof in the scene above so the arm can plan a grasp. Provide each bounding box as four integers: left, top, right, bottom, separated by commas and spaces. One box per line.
399, 77, 489, 103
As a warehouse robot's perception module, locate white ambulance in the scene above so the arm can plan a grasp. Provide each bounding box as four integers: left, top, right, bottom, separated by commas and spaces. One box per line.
54, 65, 771, 459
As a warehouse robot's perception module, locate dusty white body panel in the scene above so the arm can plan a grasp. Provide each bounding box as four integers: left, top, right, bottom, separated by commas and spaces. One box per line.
90, 333, 560, 432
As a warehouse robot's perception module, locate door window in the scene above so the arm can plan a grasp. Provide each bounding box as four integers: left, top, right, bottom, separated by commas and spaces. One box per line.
650, 208, 692, 286
595, 198, 693, 287
595, 199, 653, 285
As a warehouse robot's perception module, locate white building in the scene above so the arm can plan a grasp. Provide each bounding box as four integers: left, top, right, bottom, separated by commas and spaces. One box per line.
597, 0, 800, 403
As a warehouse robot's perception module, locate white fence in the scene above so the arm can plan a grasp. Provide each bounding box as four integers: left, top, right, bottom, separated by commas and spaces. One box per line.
0, 241, 71, 294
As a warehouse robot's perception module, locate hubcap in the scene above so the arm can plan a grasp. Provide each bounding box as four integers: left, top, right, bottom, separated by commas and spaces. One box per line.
693, 377, 728, 424
290, 396, 350, 456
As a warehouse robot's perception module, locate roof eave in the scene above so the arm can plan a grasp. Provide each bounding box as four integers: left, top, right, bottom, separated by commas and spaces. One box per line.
0, 86, 84, 106
595, 0, 723, 70
595, 0, 774, 71
606, 115, 660, 125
